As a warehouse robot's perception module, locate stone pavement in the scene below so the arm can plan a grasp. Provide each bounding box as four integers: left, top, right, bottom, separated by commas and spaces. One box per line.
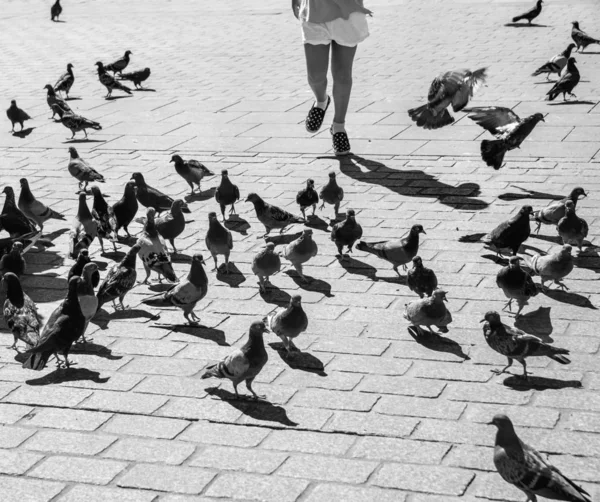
0, 0, 599, 500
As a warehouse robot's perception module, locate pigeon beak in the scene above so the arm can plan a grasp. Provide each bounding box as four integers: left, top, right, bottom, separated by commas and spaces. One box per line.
169, 159, 174, 163
443, 297, 448, 303
480, 319, 485, 323
583, 192, 588, 198
541, 117, 546, 122
421, 229, 427, 235
245, 197, 250, 202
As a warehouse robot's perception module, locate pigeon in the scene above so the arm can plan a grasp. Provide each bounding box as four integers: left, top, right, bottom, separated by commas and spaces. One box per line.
69, 193, 97, 260
136, 207, 177, 283
511, 0, 543, 24
491, 414, 591, 502
205, 211, 233, 273
331, 208, 363, 257
465, 107, 545, 170
0, 186, 38, 237
246, 192, 304, 237
0, 232, 46, 256
557, 200, 588, 251
403, 289, 452, 336
280, 228, 318, 282
142, 253, 208, 324
215, 169, 240, 221
104, 50, 132, 76
76, 262, 99, 342
95, 62, 132, 98
356, 224, 426, 276
54, 63, 74, 98
170, 154, 213, 195
201, 320, 270, 399
96, 244, 140, 312
130, 172, 190, 214
53, 105, 102, 139
0, 242, 25, 277
532, 44, 577, 80
6, 100, 30, 133
482, 205, 533, 256
267, 294, 308, 356
407, 256, 438, 298
482, 312, 570, 379
408, 68, 487, 130
296, 179, 319, 219
117, 68, 151, 89
22, 276, 85, 370
44, 84, 71, 119
496, 256, 539, 317
155, 199, 186, 253
51, 0, 62, 21
319, 171, 344, 219
571, 21, 600, 53
520, 245, 574, 291
546, 58, 580, 102
68, 249, 100, 287
251, 242, 281, 293
2, 272, 42, 352
90, 186, 117, 253
18, 178, 65, 231
533, 187, 587, 233
112, 180, 138, 238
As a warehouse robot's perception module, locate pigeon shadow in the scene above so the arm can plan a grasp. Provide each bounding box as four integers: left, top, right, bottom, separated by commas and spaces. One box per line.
25, 279, 69, 303
575, 247, 600, 274
498, 186, 564, 202
580, 51, 600, 55
116, 235, 138, 246
205, 387, 298, 427
70, 342, 123, 360
542, 288, 596, 309
264, 231, 304, 246
100, 250, 126, 261
481, 254, 509, 266
285, 270, 333, 297
151, 324, 228, 345
269, 341, 326, 375
224, 216, 251, 236
502, 374, 582, 391
12, 128, 34, 138
92, 308, 159, 329
504, 23, 549, 28
259, 283, 292, 307
533, 81, 560, 85
184, 187, 216, 203
215, 262, 246, 287
514, 306, 553, 341
170, 253, 193, 263
459, 232, 487, 243
337, 255, 378, 279
133, 88, 157, 92
64, 97, 82, 101
105, 95, 132, 101
148, 282, 176, 293
53, 19, 67, 23
329, 154, 489, 210
408, 326, 470, 360
63, 139, 105, 144
26, 367, 110, 386
304, 215, 330, 233
530, 233, 563, 245
547, 100, 596, 106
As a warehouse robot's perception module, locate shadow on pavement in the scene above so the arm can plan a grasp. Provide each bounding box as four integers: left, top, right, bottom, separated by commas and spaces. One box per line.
408, 326, 470, 360
503, 374, 582, 391
26, 367, 110, 386
514, 306, 553, 341
269, 341, 326, 375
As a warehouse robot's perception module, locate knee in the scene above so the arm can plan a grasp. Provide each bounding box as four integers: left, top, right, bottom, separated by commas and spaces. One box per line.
331, 67, 352, 86
307, 70, 327, 87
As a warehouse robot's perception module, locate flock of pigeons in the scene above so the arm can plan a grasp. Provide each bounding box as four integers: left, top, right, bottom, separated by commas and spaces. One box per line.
1, 2, 598, 501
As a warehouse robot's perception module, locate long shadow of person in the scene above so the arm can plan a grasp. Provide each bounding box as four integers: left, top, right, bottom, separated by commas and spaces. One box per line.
320, 154, 489, 210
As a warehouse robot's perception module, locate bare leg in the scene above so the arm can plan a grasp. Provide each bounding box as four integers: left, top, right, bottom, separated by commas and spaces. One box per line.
331, 42, 358, 125
304, 44, 330, 104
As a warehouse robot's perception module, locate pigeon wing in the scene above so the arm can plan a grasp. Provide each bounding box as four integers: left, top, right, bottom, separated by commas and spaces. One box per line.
465, 107, 522, 136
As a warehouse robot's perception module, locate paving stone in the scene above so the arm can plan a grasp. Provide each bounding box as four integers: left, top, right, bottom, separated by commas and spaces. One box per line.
29, 455, 127, 485
290, 388, 379, 412
0, 448, 44, 475
178, 422, 269, 447
78, 390, 169, 414
351, 436, 450, 464
375, 395, 467, 420
260, 429, 355, 455
304, 484, 408, 502
189, 445, 288, 474
102, 414, 190, 439
0, 425, 36, 448
102, 438, 195, 465
276, 454, 378, 483
0, 403, 34, 424
0, 475, 65, 502
117, 464, 216, 494
56, 485, 158, 502
325, 411, 419, 437
411, 419, 495, 446
205, 472, 309, 501
22, 407, 113, 431
24, 430, 117, 456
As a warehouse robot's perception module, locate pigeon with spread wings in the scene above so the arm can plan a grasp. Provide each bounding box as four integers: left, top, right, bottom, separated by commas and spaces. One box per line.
408, 68, 487, 130
465, 107, 544, 170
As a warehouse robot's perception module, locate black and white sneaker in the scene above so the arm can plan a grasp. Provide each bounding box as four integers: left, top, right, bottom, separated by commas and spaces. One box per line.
305, 96, 331, 133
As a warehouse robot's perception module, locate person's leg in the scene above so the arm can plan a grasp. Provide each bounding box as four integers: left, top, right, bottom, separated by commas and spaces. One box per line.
304, 43, 330, 106
330, 41, 357, 129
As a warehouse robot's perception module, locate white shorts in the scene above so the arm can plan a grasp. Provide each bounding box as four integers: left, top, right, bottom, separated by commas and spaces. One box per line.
301, 12, 369, 48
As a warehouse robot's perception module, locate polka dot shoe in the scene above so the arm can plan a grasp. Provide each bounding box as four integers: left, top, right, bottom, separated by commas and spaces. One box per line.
305, 96, 330, 133
330, 126, 351, 156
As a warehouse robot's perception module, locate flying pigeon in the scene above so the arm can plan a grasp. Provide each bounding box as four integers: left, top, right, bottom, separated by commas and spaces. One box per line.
465, 107, 545, 170
215, 169, 240, 221
356, 224, 426, 275
104, 50, 132, 75
319, 171, 344, 219
491, 414, 591, 502
496, 256, 538, 317
251, 242, 281, 293
571, 21, 600, 53
205, 211, 233, 273
69, 193, 97, 259
68, 148, 105, 193
331, 209, 363, 257
130, 172, 190, 214
142, 254, 208, 324
511, 0, 543, 24
117, 68, 151, 89
18, 178, 65, 231
0, 242, 25, 277
53, 105, 102, 139
54, 63, 74, 98
520, 245, 574, 291
112, 181, 139, 238
482, 205, 533, 256
96, 244, 140, 311
533, 187, 586, 234
44, 84, 71, 119
136, 207, 177, 283
90, 186, 117, 253
408, 68, 487, 129
532, 44, 576, 80
546, 58, 580, 102
407, 256, 438, 298
246, 192, 304, 237
280, 228, 318, 282
201, 320, 270, 399
296, 179, 319, 219
557, 200, 588, 251
403, 289, 452, 336
170, 154, 213, 195
267, 294, 308, 356
50, 0, 62, 21
6, 100, 30, 133
2, 272, 42, 352
95, 62, 132, 98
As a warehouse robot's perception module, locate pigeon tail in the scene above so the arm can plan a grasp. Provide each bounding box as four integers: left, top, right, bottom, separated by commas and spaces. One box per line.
512, 14, 526, 22
157, 263, 177, 282
549, 353, 571, 365
408, 104, 454, 130
532, 62, 559, 77
201, 362, 231, 380
481, 139, 507, 170
22, 351, 50, 371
